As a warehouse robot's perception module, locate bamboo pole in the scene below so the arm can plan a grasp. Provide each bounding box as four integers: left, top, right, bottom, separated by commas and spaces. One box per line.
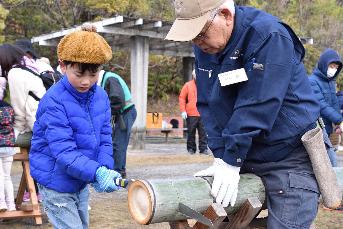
128, 174, 265, 225
128, 168, 343, 225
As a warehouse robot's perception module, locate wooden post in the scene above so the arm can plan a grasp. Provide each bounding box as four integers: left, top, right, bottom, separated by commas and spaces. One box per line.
0, 148, 43, 224
225, 197, 262, 229
193, 203, 227, 229
169, 220, 192, 229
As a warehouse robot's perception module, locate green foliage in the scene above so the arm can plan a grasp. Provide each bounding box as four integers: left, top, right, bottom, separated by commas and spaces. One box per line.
303, 44, 321, 74
148, 55, 183, 101
84, 0, 150, 17
0, 4, 8, 43
102, 52, 183, 101
147, 0, 174, 20
245, 0, 343, 80
1, 0, 343, 96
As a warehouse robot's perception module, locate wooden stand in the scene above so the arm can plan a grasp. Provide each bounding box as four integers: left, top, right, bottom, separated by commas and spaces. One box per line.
169, 198, 265, 229
0, 147, 43, 224
161, 129, 172, 142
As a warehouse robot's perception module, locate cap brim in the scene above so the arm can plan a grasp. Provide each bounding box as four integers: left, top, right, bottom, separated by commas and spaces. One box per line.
165, 11, 212, 42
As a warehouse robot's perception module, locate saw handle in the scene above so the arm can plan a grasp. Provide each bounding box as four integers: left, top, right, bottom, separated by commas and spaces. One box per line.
115, 178, 133, 188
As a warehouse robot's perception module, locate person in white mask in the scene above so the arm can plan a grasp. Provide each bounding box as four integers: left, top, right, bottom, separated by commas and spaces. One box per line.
327, 63, 339, 78
309, 48, 342, 166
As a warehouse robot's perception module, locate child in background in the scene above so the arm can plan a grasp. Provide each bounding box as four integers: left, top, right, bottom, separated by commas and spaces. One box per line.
0, 44, 47, 202
0, 76, 16, 211
29, 23, 121, 228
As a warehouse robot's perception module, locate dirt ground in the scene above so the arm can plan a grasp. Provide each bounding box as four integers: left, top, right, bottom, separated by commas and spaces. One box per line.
0, 142, 342, 229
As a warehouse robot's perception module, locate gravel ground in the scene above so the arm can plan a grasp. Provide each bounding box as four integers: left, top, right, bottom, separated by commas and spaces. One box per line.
0, 141, 342, 229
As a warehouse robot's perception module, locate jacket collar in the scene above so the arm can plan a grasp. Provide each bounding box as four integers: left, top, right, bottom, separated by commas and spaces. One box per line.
216, 6, 244, 62
61, 76, 96, 102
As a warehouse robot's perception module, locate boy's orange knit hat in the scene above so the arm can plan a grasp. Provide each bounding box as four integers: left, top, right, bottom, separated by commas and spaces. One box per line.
57, 23, 112, 64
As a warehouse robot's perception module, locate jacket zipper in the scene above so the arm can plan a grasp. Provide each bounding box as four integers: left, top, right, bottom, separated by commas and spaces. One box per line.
86, 99, 99, 152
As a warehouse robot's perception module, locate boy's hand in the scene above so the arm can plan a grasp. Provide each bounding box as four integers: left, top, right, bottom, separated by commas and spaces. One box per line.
93, 166, 121, 193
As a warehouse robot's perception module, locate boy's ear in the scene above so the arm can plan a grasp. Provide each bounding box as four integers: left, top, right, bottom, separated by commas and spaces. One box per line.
59, 60, 67, 74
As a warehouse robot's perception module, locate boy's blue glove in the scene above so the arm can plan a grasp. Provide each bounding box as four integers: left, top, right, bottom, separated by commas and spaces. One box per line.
92, 166, 121, 193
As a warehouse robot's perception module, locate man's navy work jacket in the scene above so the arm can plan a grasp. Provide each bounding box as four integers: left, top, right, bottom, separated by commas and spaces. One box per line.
194, 6, 320, 167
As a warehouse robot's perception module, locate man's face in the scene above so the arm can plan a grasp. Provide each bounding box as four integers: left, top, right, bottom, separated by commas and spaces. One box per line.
60, 62, 100, 93
192, 9, 234, 54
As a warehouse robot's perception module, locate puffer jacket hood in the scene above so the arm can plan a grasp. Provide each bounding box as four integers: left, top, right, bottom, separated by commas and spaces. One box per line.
313, 48, 342, 80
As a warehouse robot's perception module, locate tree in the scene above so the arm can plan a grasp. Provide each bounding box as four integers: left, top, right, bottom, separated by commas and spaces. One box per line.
0, 4, 8, 43
1, 0, 342, 92
245, 0, 343, 77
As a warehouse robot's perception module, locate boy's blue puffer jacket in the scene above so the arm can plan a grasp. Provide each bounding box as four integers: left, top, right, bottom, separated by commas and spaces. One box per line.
30, 76, 113, 193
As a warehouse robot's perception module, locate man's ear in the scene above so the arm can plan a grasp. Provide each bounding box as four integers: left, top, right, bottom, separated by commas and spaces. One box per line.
59, 60, 67, 74
220, 8, 234, 26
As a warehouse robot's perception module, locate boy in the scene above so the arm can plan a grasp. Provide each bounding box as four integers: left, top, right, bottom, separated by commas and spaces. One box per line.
29, 24, 121, 229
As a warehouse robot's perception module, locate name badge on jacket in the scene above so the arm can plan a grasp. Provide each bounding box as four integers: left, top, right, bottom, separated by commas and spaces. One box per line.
218, 68, 248, 86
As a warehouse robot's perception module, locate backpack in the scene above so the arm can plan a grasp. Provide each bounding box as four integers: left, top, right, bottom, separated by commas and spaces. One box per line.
100, 71, 126, 130
18, 66, 63, 101
0, 101, 15, 147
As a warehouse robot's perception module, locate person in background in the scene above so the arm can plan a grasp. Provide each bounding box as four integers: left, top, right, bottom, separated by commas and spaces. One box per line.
14, 39, 39, 60
0, 44, 45, 202
97, 69, 137, 178
309, 49, 342, 166
15, 39, 54, 73
0, 76, 16, 212
29, 23, 121, 228
179, 70, 208, 154
167, 0, 321, 227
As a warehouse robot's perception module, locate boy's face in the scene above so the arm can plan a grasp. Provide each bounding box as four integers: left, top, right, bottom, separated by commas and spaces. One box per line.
60, 62, 100, 93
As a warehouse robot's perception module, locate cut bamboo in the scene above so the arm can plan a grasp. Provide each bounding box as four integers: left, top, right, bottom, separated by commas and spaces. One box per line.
302, 126, 343, 209
128, 174, 265, 225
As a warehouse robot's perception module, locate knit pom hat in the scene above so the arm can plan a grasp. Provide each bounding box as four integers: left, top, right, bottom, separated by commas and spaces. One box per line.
57, 23, 112, 64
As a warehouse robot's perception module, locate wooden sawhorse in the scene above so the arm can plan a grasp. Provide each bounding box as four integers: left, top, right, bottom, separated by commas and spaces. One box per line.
0, 147, 43, 224
169, 197, 266, 229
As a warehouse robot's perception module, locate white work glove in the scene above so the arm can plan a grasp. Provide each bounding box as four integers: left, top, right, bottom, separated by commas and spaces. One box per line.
194, 158, 240, 207
181, 112, 187, 120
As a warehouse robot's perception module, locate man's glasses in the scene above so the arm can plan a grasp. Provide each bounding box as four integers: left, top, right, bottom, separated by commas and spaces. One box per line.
193, 9, 219, 41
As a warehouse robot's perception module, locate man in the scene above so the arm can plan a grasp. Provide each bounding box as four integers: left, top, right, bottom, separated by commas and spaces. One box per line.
179, 70, 208, 154
166, 1, 321, 228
